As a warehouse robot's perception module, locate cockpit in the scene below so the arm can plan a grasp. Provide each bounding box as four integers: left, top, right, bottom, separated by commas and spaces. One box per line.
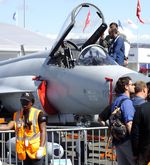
47, 3, 117, 68
78, 45, 117, 66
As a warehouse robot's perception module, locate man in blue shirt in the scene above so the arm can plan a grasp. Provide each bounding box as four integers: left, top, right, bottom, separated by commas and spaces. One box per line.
108, 28, 125, 66
111, 76, 135, 165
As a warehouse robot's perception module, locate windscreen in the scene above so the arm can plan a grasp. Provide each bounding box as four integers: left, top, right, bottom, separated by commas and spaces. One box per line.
78, 45, 117, 66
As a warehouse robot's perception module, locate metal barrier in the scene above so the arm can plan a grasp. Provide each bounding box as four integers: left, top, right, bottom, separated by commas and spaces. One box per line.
0, 126, 117, 165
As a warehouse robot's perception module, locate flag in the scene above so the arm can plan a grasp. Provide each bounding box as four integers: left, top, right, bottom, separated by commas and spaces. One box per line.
12, 11, 18, 26
83, 10, 90, 32
13, 12, 16, 21
136, 0, 144, 23
118, 20, 123, 30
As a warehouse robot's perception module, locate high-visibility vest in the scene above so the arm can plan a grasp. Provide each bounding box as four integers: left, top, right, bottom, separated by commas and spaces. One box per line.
13, 107, 46, 160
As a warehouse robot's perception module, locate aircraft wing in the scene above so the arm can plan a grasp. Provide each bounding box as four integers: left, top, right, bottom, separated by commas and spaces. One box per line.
0, 86, 30, 94
0, 76, 38, 94
0, 75, 42, 113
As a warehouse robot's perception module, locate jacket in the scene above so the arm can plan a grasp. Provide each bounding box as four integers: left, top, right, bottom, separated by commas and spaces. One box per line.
13, 107, 46, 160
131, 102, 150, 160
108, 35, 125, 66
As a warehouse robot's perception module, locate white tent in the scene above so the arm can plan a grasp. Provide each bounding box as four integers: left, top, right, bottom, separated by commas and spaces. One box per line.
0, 23, 54, 60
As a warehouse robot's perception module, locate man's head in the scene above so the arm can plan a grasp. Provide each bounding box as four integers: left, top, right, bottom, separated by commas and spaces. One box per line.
115, 76, 135, 95
108, 22, 118, 36
20, 92, 35, 110
109, 22, 118, 29
109, 28, 118, 39
134, 81, 148, 99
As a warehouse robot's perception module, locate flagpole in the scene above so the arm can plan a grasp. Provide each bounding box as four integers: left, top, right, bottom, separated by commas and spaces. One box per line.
23, 0, 25, 28
136, 19, 140, 72
136, 0, 144, 72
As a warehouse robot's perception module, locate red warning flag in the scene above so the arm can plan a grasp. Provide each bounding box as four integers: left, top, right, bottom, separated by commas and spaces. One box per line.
83, 10, 91, 32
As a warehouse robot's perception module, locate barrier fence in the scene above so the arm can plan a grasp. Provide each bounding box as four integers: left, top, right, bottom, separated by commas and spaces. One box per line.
0, 126, 117, 165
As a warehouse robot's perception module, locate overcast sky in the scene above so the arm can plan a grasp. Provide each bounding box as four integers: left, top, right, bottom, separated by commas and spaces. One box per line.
0, 0, 150, 43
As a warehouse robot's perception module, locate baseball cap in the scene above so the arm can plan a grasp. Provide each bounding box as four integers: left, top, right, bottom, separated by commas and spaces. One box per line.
20, 92, 35, 104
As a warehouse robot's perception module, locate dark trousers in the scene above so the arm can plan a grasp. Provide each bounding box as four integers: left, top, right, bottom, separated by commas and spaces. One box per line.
23, 154, 44, 165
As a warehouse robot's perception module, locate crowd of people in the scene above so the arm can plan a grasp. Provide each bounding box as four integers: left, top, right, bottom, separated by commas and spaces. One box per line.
98, 77, 150, 165
98, 22, 150, 164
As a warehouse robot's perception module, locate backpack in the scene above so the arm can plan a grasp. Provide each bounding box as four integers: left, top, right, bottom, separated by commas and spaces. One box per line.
109, 98, 128, 141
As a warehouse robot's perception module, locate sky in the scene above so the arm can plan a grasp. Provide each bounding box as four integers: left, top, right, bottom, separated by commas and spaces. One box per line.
0, 0, 150, 43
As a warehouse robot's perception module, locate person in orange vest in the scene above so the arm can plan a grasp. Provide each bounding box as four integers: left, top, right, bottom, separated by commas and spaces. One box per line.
0, 92, 47, 165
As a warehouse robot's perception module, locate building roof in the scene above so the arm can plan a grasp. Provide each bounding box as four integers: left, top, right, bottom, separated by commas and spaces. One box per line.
131, 43, 150, 48
0, 23, 54, 51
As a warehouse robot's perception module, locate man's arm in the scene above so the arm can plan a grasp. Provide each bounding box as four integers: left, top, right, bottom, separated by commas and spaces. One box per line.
98, 104, 111, 126
126, 121, 132, 134
122, 99, 135, 134
38, 112, 47, 147
98, 117, 106, 126
36, 112, 47, 159
39, 121, 46, 147
0, 121, 15, 131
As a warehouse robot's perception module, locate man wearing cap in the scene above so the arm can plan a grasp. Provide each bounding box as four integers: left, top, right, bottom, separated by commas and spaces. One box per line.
0, 92, 47, 165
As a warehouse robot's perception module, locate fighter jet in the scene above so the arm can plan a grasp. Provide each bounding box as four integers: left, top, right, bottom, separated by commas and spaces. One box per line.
0, 3, 150, 124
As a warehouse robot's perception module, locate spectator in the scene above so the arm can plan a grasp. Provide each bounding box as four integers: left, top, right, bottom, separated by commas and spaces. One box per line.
111, 76, 135, 165
131, 101, 150, 164
108, 28, 125, 66
132, 80, 148, 106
